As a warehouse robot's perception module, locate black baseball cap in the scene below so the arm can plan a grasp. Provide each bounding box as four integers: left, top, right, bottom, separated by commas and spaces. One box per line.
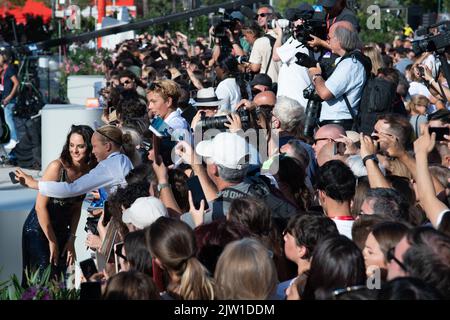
250, 73, 273, 88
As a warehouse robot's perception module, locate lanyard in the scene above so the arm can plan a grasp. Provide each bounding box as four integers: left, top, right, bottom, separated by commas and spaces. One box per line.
332, 216, 354, 221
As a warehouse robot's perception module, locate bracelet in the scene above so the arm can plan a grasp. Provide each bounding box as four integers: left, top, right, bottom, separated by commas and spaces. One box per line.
362, 154, 378, 167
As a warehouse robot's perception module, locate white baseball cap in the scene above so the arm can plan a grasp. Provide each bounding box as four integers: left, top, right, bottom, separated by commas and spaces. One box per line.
195, 132, 250, 169
122, 197, 168, 229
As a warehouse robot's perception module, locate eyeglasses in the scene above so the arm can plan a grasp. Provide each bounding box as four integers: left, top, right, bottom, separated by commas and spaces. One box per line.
332, 285, 368, 298
386, 247, 407, 272
114, 247, 127, 261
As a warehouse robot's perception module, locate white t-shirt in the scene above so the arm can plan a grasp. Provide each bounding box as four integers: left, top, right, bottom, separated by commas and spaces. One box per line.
408, 81, 432, 99
320, 56, 366, 121
276, 37, 311, 108
331, 218, 354, 239
249, 31, 281, 84
215, 77, 241, 113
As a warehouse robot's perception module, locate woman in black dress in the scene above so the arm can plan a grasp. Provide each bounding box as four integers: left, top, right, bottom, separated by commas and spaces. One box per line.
21, 125, 96, 285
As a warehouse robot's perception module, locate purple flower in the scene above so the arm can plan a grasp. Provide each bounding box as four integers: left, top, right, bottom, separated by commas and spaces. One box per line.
21, 286, 39, 300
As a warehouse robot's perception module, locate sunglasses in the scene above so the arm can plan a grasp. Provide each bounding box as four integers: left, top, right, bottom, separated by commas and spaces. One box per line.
120, 79, 132, 85
252, 88, 262, 96
313, 137, 333, 145
255, 13, 269, 18
387, 247, 407, 272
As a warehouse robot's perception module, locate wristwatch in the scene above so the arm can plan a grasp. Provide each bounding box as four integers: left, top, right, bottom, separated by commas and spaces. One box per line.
157, 183, 171, 192
362, 154, 379, 167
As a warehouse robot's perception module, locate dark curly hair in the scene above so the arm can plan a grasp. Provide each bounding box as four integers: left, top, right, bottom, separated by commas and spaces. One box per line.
316, 160, 356, 202
59, 125, 96, 169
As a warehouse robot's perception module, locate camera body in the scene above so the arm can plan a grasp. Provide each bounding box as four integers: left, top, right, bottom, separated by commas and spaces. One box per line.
200, 108, 252, 130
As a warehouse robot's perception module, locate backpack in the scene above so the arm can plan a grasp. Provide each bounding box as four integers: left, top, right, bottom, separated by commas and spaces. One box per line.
340, 51, 397, 134
213, 176, 298, 222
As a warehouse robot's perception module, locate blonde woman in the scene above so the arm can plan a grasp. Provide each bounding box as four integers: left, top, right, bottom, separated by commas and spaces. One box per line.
363, 46, 385, 75
407, 95, 429, 137
215, 238, 278, 300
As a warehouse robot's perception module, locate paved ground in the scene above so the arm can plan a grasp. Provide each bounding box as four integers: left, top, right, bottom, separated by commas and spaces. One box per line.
0, 165, 92, 286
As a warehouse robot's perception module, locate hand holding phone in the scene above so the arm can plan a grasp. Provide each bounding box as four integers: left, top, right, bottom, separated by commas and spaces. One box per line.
429, 126, 450, 141
333, 142, 346, 156
187, 176, 209, 210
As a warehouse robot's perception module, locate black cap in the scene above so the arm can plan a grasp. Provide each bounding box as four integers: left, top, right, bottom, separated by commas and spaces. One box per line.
250, 73, 273, 88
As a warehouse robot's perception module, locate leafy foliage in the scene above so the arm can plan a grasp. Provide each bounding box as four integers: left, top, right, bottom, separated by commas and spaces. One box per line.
0, 266, 80, 300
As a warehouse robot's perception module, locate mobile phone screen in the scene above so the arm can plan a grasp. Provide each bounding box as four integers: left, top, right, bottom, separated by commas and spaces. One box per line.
187, 176, 209, 210
79, 258, 98, 280
429, 127, 449, 141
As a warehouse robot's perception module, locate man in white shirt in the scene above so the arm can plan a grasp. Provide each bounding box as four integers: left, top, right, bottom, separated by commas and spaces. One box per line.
247, 5, 281, 84
272, 14, 312, 107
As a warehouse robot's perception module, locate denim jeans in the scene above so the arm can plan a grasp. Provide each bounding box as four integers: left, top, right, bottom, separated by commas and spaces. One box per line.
3, 98, 17, 141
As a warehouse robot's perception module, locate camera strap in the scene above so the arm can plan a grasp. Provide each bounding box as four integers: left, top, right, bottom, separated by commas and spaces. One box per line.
264, 34, 276, 75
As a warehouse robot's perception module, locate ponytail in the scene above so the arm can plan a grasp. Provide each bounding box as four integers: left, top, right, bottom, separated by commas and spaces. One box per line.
179, 257, 215, 300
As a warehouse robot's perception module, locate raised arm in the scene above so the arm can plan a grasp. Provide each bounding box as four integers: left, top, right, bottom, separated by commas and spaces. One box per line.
414, 125, 449, 227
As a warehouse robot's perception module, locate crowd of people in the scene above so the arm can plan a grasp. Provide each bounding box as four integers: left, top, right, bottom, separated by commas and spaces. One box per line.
4, 0, 450, 300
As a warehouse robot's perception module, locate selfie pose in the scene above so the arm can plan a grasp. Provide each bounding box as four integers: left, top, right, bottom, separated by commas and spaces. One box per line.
20, 125, 97, 285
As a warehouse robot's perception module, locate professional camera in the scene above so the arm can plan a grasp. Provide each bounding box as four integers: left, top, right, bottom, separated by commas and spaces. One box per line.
412, 21, 450, 56
303, 86, 322, 138
284, 8, 327, 46
267, 19, 292, 30
84, 216, 100, 235
295, 52, 334, 79
200, 108, 252, 130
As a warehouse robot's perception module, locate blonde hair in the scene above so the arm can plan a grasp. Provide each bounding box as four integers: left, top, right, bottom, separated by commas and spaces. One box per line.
214, 238, 277, 300
147, 79, 181, 106
406, 95, 429, 115
96, 125, 135, 161
148, 217, 215, 300
363, 46, 385, 75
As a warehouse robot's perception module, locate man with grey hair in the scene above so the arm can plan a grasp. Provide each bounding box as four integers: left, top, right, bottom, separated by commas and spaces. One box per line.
176, 132, 297, 228
308, 21, 368, 130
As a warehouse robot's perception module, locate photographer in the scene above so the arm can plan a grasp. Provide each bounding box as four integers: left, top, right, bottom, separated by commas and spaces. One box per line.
272, 3, 314, 107
307, 21, 366, 130
248, 5, 281, 84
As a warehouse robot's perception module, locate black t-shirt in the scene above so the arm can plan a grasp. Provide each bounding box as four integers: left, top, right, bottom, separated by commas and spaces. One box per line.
1, 65, 17, 100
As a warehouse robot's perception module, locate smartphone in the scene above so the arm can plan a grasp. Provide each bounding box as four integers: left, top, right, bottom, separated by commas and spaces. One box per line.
429, 126, 449, 141
79, 258, 98, 280
152, 134, 161, 165
187, 176, 209, 210
102, 201, 112, 226
9, 171, 19, 184
333, 142, 346, 156
114, 242, 125, 274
